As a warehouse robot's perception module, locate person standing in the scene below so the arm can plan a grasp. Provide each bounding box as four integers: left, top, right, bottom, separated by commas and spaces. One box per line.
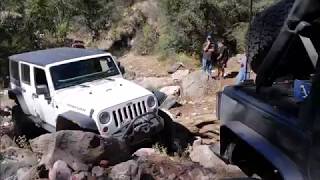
235, 54, 249, 84
216, 40, 229, 79
202, 35, 215, 79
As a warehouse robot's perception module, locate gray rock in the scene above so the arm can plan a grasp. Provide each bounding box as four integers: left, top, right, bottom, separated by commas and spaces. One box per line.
135, 77, 175, 89
189, 143, 246, 178
193, 114, 217, 128
0, 159, 28, 180
159, 86, 180, 97
190, 144, 226, 169
16, 167, 34, 180
16, 166, 42, 180
71, 171, 90, 180
0, 134, 17, 150
110, 154, 217, 180
171, 69, 190, 81
167, 62, 184, 74
30, 131, 131, 171
0, 146, 38, 179
109, 160, 139, 180
181, 70, 217, 98
91, 166, 105, 178
199, 127, 219, 136
159, 95, 179, 110
49, 160, 72, 180
133, 148, 156, 158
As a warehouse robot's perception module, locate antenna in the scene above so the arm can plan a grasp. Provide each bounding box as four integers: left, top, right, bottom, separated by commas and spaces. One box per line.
245, 0, 253, 80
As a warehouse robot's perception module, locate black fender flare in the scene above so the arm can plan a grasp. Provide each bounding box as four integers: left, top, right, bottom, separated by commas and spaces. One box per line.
56, 111, 99, 133
147, 89, 167, 106
221, 121, 303, 180
8, 89, 30, 115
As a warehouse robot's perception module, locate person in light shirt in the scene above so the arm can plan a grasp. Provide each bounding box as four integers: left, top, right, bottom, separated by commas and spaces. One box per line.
235, 54, 249, 84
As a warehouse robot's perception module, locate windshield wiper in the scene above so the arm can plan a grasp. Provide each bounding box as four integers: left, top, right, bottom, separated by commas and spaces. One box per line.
105, 77, 115, 81
78, 84, 90, 88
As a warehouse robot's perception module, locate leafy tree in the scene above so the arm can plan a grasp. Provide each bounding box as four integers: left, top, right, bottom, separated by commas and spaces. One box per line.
159, 0, 224, 54
25, 0, 55, 33
72, 0, 120, 40
159, 0, 277, 55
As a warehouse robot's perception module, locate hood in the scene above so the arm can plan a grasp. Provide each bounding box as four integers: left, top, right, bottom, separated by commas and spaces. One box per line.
54, 78, 152, 114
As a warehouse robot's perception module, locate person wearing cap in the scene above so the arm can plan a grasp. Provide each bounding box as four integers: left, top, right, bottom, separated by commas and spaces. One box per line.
202, 35, 215, 79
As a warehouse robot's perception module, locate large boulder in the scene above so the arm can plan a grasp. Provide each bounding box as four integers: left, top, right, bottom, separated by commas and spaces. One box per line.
159, 86, 180, 97
189, 140, 246, 179
171, 69, 190, 82
181, 71, 217, 98
167, 62, 184, 74
30, 131, 131, 171
135, 77, 174, 89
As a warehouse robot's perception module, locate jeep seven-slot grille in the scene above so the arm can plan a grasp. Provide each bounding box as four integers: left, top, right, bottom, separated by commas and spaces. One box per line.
112, 101, 147, 127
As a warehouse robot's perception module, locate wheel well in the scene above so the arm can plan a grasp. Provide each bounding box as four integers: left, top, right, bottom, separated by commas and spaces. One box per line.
220, 126, 237, 155
220, 126, 283, 179
8, 90, 19, 104
56, 116, 99, 134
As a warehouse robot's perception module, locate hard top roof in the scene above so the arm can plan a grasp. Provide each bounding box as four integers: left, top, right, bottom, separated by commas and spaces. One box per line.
9, 47, 108, 66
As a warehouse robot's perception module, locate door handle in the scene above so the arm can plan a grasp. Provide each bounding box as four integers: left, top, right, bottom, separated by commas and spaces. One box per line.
32, 93, 38, 98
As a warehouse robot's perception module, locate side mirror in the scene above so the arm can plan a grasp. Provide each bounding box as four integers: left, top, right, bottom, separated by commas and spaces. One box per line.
116, 61, 125, 74
119, 65, 125, 74
36, 85, 51, 100
36, 85, 49, 95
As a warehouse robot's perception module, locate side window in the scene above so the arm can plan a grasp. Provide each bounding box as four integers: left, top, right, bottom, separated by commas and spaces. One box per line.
21, 64, 30, 85
34, 68, 48, 86
10, 61, 20, 86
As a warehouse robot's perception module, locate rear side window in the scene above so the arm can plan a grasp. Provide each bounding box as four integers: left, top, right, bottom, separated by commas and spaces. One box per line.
10, 61, 20, 86
21, 64, 30, 85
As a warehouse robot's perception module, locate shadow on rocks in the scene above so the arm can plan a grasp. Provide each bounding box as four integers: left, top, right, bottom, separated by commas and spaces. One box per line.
156, 110, 196, 155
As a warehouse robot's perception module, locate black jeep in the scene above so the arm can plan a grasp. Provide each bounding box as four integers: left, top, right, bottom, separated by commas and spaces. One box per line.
217, 0, 320, 179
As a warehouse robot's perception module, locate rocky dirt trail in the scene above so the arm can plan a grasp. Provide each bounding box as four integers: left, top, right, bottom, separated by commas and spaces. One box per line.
119, 53, 241, 145
0, 53, 246, 180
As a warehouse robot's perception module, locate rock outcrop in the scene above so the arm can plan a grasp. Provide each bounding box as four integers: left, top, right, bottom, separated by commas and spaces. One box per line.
110, 151, 218, 180
135, 77, 175, 89
182, 70, 218, 98
30, 130, 131, 171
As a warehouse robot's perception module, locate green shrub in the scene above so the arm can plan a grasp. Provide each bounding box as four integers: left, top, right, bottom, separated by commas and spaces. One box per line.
135, 24, 159, 55
225, 22, 249, 53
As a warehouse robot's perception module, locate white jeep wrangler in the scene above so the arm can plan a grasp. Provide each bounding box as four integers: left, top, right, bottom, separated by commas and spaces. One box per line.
8, 48, 166, 145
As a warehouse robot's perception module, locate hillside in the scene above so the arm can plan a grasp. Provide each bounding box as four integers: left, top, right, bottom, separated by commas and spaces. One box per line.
0, 0, 277, 80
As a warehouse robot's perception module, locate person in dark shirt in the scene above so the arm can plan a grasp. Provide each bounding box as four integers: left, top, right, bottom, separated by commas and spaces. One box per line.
202, 35, 215, 79
216, 40, 229, 79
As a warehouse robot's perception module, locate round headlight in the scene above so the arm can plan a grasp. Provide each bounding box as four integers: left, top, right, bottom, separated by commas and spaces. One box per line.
147, 96, 156, 108
99, 112, 110, 124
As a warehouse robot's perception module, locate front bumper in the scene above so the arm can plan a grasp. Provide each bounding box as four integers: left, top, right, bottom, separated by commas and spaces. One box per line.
111, 112, 164, 146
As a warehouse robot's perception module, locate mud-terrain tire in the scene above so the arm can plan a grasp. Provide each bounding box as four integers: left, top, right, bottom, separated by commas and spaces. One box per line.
156, 110, 194, 155
12, 105, 46, 139
247, 0, 294, 73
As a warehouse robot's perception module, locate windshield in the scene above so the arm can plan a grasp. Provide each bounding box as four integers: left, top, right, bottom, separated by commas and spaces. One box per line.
50, 56, 120, 90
